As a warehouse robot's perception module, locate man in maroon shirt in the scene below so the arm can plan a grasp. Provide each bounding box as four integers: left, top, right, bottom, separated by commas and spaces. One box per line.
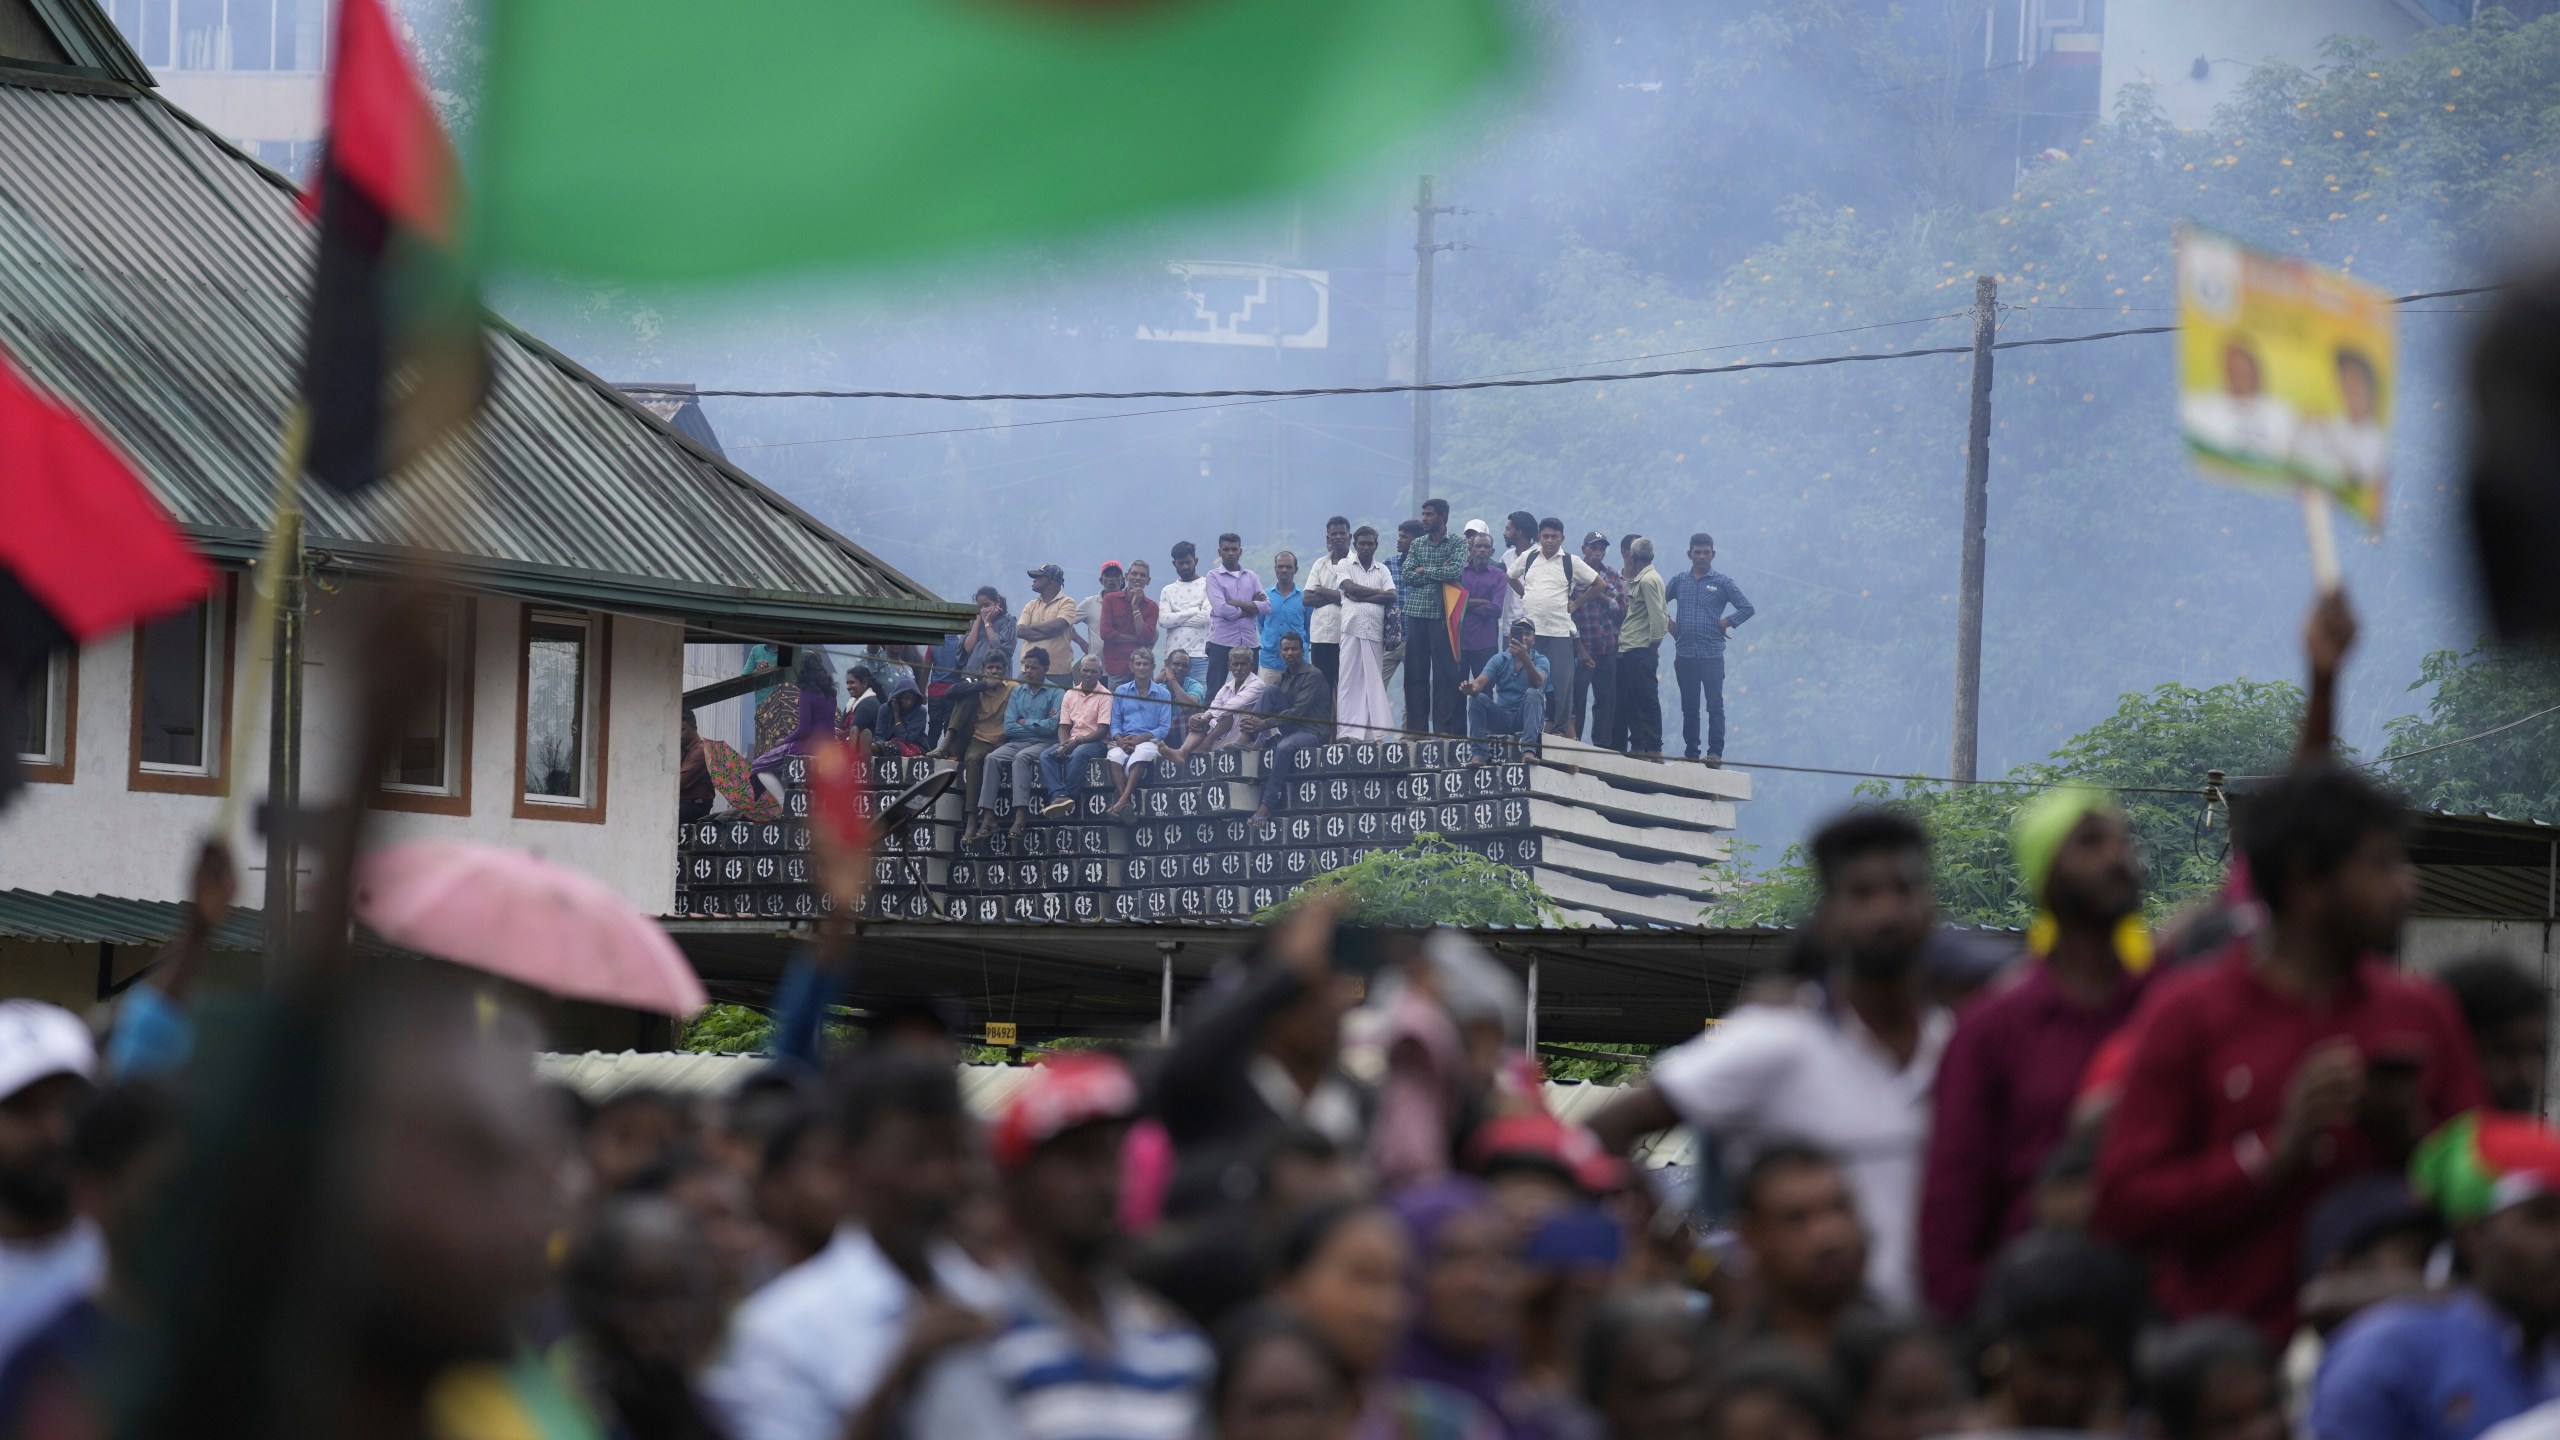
2093, 763, 2484, 1343
1921, 785, 2147, 1320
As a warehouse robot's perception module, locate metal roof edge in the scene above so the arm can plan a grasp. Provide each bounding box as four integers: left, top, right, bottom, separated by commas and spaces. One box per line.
488, 322, 953, 608
20, 0, 152, 87
221, 531, 976, 642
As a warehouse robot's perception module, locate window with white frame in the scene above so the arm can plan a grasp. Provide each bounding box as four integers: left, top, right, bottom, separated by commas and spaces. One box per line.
383, 602, 469, 797
520, 612, 599, 808
15, 652, 69, 771
104, 0, 330, 73
135, 593, 224, 776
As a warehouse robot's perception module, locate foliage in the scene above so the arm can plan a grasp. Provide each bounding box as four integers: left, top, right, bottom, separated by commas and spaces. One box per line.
2384, 640, 2560, 819
1255, 834, 1561, 927
1540, 1041, 1660, 1084
680, 1002, 773, 1054
1707, 677, 2308, 926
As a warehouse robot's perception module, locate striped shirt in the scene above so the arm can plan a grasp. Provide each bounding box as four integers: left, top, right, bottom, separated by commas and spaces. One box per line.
912, 1269, 1211, 1440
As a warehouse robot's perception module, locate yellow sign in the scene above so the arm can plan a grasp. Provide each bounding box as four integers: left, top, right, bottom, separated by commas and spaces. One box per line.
2177, 227, 2395, 528
985, 1021, 1018, 1047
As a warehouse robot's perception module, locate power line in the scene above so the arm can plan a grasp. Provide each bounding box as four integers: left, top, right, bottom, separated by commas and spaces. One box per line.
624, 283, 2491, 405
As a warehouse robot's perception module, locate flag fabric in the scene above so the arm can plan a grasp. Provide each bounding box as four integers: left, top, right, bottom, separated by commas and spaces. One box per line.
301, 0, 485, 494
471, 0, 1519, 282
1443, 584, 1467, 665
0, 349, 216, 799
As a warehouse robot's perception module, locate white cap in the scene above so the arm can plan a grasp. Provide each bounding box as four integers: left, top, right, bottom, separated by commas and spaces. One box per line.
1461, 518, 1491, 537
0, 1001, 93, 1101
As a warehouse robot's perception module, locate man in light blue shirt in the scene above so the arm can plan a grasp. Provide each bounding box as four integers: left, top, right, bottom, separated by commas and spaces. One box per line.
967, 648, 1060, 844
1103, 650, 1177, 819
703, 1052, 1002, 1440
1254, 550, 1308, 684
1460, 620, 1549, 754
1662, 531, 1756, 764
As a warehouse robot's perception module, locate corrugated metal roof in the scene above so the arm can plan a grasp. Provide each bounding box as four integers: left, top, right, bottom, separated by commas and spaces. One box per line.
0, 73, 973, 644
0, 887, 265, 949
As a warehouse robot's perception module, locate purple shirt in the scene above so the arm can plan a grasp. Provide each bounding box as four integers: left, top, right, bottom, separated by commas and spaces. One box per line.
1204, 566, 1266, 648
1455, 562, 1508, 653
1920, 961, 2147, 1320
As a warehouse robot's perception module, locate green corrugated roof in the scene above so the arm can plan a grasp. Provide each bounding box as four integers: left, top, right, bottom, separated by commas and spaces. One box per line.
0, 67, 972, 645
0, 888, 266, 950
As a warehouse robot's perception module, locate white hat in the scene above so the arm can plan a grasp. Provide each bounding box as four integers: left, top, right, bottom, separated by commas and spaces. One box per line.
0, 1001, 93, 1101
1461, 518, 1491, 537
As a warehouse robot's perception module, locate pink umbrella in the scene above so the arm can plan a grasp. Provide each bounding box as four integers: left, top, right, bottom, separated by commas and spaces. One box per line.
352, 840, 707, 1017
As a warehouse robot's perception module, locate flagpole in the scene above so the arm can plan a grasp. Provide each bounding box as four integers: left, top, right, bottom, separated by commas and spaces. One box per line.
216, 404, 309, 973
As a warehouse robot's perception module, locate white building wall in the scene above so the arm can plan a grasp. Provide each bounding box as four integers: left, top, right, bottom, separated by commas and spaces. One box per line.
2100, 0, 2432, 130
0, 577, 686, 915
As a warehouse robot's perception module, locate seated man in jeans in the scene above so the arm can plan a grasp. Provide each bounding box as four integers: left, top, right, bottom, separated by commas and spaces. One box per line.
1246, 631, 1334, 821
966, 647, 1058, 843
1461, 621, 1549, 754
1039, 654, 1114, 813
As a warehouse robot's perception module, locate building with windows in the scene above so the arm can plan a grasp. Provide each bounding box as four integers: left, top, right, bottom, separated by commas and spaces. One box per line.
0, 0, 970, 1011
95, 0, 327, 171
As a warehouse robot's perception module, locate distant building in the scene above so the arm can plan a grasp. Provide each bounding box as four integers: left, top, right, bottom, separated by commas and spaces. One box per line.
0, 0, 968, 1028
96, 0, 327, 172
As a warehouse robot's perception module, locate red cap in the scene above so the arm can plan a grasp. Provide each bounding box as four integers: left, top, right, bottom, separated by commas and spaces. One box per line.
1100, 559, 1125, 576
1463, 1112, 1621, 1194
990, 1053, 1140, 1170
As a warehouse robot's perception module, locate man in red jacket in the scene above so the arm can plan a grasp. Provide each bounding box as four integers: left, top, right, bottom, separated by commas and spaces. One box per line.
2092, 762, 2483, 1343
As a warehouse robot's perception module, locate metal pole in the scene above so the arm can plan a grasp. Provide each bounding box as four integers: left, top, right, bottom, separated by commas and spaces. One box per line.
1412, 176, 1444, 519
262, 514, 304, 975
1158, 940, 1177, 1041
1524, 956, 1538, 1056
1951, 275, 1998, 784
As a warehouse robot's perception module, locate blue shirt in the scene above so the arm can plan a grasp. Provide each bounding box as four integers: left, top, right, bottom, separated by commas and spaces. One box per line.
1110, 681, 1176, 743
1257, 585, 1309, 670
1664, 568, 1755, 658
2314, 1291, 2560, 1440
1477, 649, 1548, 715
1001, 681, 1063, 743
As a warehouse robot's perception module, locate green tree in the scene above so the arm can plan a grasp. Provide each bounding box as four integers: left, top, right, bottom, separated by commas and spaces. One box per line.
1708, 676, 2307, 925
1256, 834, 1561, 927
2384, 641, 2560, 818
680, 1002, 773, 1053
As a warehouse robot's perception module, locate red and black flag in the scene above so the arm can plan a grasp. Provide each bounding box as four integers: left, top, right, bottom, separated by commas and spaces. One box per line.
0, 349, 216, 802
301, 0, 486, 493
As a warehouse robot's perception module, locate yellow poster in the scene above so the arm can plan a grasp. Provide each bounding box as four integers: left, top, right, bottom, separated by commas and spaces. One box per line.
2176, 227, 2395, 528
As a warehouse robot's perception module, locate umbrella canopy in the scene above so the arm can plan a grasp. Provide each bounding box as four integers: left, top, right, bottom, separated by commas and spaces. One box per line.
352, 840, 707, 1017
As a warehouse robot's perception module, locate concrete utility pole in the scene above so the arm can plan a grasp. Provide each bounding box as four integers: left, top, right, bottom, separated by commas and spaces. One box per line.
262, 517, 304, 974
1951, 275, 1998, 784
1411, 175, 1455, 518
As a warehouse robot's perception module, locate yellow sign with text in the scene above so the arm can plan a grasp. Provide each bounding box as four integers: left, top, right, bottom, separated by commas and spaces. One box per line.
984, 1021, 1018, 1047
2177, 227, 2395, 528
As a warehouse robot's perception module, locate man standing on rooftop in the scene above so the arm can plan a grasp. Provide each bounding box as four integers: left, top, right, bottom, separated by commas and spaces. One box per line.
1506, 517, 1587, 735
1158, 542, 1212, 674
1614, 537, 1668, 756
1663, 532, 1756, 766
1202, 533, 1266, 686
1399, 500, 1466, 736
1303, 516, 1353, 695
1018, 564, 1081, 678
1255, 550, 1308, 688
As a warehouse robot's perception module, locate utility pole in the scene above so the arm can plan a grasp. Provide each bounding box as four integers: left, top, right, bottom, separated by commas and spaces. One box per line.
1411, 175, 1454, 518
1951, 275, 1998, 784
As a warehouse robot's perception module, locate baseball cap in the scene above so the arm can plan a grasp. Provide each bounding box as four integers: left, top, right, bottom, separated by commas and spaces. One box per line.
1581, 530, 1610, 548
1462, 518, 1491, 537
1025, 563, 1064, 583
0, 1001, 93, 1102
1099, 560, 1125, 576
990, 1052, 1139, 1170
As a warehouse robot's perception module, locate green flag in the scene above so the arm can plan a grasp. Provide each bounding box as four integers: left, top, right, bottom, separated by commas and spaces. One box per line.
471, 0, 1520, 282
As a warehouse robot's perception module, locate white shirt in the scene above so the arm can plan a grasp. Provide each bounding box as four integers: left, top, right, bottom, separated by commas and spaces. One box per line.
1335, 558, 1395, 643
704, 1226, 1004, 1440
1158, 575, 1212, 661
1648, 989, 1950, 1310
1500, 546, 1532, 630
2182, 391, 2300, 469
1305, 552, 1351, 646
1506, 547, 1587, 639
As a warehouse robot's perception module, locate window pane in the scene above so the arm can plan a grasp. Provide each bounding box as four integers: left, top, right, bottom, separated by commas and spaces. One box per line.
15, 659, 48, 762
524, 621, 586, 800
139, 603, 210, 769
139, 0, 170, 66
175, 0, 221, 68
231, 0, 271, 68
275, 0, 321, 70
390, 615, 452, 789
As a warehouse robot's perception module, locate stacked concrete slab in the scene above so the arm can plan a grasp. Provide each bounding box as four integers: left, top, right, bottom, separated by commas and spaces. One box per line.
671, 734, 1748, 929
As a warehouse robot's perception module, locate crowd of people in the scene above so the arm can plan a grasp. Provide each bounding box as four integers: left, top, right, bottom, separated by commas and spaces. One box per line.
818, 500, 1759, 778
5, 584, 2558, 1440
